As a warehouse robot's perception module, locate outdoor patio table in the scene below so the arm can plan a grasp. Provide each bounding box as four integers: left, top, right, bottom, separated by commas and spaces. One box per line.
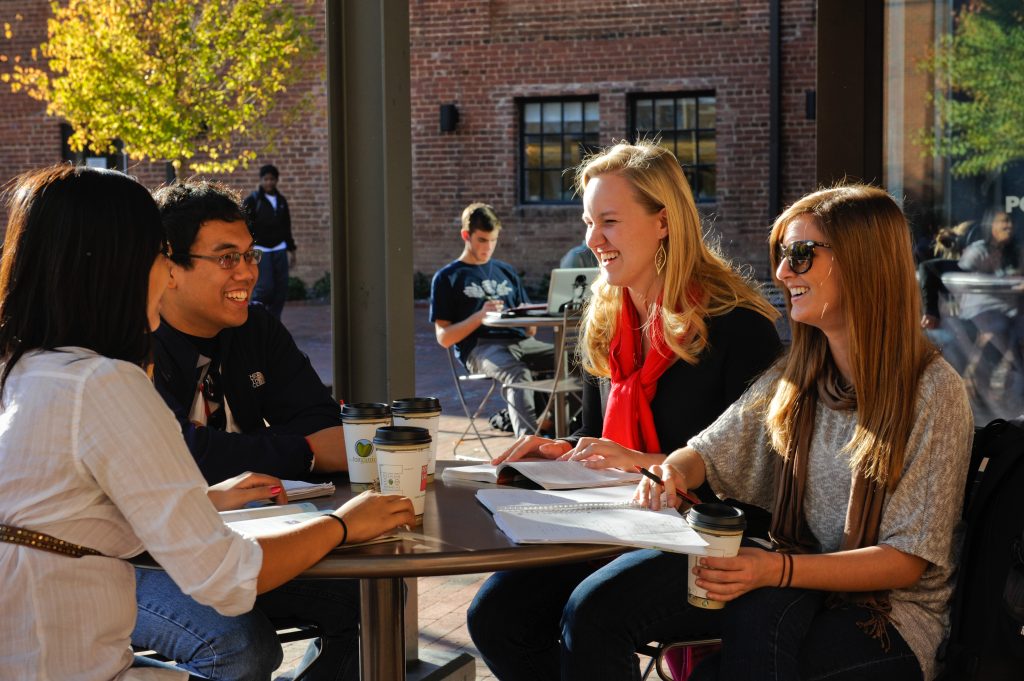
134, 461, 623, 681
481, 313, 582, 437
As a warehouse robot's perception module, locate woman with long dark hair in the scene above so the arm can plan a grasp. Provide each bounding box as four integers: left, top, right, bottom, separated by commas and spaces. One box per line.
0, 165, 414, 680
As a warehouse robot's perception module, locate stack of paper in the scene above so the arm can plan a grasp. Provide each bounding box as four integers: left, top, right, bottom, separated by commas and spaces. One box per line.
477, 488, 709, 555
282, 479, 335, 500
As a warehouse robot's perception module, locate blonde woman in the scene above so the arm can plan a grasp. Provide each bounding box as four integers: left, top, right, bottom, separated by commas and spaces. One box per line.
469, 141, 782, 680
637, 185, 972, 681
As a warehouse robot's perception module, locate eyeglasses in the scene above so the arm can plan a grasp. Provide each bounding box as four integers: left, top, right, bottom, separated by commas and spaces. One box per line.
187, 249, 262, 270
778, 240, 832, 275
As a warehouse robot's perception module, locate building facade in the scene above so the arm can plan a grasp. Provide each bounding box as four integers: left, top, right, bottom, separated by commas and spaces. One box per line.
0, 0, 817, 292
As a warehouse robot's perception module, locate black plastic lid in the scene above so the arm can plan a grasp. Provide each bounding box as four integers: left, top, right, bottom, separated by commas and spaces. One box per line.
373, 425, 432, 446
340, 402, 391, 418
686, 503, 746, 531
391, 397, 442, 414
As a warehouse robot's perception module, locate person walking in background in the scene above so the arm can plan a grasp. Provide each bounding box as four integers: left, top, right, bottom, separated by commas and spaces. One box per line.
244, 163, 295, 319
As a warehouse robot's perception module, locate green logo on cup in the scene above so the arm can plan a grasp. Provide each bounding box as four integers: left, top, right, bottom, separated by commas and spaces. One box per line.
355, 440, 373, 458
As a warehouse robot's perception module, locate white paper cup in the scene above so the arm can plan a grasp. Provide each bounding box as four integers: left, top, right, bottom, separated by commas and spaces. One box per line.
391, 397, 442, 479
341, 403, 392, 485
373, 426, 431, 520
686, 503, 746, 610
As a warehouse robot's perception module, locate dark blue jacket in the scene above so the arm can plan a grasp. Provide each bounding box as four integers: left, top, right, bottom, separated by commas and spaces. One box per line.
153, 305, 339, 484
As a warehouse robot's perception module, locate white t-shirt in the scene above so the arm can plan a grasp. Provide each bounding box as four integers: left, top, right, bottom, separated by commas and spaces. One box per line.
0, 348, 262, 680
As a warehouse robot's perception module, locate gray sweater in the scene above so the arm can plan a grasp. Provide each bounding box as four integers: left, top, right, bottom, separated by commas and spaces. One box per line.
689, 358, 973, 680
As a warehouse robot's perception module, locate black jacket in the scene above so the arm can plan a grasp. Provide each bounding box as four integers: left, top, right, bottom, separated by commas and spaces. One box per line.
153, 305, 339, 484
243, 188, 295, 251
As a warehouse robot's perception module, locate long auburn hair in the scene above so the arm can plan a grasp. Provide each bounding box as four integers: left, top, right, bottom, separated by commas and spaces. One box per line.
765, 184, 937, 489
574, 141, 777, 375
0, 165, 165, 400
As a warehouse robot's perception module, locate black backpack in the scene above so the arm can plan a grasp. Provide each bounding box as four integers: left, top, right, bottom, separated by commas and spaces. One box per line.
937, 418, 1024, 680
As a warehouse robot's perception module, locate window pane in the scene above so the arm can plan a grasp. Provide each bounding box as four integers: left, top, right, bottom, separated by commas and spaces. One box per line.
635, 99, 653, 132
526, 170, 542, 202
564, 135, 584, 166
697, 130, 716, 163
657, 134, 676, 157
524, 138, 541, 169
524, 103, 541, 135
655, 98, 675, 131
697, 166, 716, 201
679, 98, 696, 130
542, 135, 562, 166
564, 101, 583, 133
698, 97, 716, 128
683, 168, 696, 193
562, 171, 575, 200
677, 132, 696, 165
543, 171, 562, 201
543, 101, 562, 134
584, 101, 599, 132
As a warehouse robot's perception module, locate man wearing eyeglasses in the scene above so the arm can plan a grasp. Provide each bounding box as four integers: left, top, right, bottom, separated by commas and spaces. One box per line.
133, 179, 356, 681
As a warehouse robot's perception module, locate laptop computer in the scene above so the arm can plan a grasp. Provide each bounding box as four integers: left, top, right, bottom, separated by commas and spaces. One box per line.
545, 267, 599, 315
497, 267, 600, 318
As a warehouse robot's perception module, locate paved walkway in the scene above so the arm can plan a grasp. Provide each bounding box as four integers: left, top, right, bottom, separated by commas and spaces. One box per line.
278, 300, 519, 680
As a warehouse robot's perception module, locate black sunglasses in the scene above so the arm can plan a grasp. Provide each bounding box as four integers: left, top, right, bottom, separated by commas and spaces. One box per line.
778, 240, 832, 275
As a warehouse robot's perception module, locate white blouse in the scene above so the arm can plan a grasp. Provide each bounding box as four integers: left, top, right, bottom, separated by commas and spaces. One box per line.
0, 348, 263, 680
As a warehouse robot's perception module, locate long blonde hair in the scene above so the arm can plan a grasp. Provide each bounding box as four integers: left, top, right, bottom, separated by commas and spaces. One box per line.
765, 185, 937, 489
574, 141, 778, 376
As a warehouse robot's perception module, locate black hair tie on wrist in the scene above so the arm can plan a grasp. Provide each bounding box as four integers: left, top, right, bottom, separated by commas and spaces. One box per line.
326, 513, 348, 545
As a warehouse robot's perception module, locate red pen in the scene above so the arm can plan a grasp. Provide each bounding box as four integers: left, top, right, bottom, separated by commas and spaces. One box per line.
635, 466, 700, 506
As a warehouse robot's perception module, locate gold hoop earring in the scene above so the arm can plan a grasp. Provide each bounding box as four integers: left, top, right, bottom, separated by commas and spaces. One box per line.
654, 240, 667, 275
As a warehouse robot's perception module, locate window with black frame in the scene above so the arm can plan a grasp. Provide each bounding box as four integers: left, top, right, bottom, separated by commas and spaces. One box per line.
630, 93, 716, 202
520, 98, 599, 204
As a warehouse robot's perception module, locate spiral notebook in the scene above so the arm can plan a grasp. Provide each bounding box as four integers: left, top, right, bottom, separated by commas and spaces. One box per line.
442, 460, 641, 490
476, 488, 709, 555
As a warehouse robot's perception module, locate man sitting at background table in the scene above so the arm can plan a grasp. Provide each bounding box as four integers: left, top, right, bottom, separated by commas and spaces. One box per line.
430, 202, 554, 437
132, 178, 359, 681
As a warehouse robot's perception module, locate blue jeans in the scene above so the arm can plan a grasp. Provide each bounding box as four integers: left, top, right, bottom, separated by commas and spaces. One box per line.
690, 587, 922, 681
465, 337, 554, 436
253, 249, 289, 319
468, 549, 922, 681
133, 568, 360, 681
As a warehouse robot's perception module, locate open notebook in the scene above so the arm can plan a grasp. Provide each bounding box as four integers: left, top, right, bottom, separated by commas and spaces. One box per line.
442, 460, 641, 490
476, 487, 709, 555
219, 503, 399, 550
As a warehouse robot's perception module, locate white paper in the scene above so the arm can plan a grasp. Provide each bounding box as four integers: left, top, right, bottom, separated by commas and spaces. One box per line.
492, 505, 710, 555
475, 486, 636, 513
442, 460, 641, 490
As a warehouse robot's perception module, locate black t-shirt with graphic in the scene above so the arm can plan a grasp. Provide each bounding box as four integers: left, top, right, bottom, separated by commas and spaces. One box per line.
429, 259, 530, 362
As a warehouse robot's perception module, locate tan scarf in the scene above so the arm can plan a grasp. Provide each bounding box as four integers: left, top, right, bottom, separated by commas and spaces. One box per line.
767, 362, 894, 649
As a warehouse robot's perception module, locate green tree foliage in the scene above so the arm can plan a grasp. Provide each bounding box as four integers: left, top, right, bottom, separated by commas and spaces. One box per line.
926, 3, 1024, 176
1, 0, 314, 174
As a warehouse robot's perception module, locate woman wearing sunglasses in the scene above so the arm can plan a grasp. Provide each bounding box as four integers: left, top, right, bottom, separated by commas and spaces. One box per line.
633, 185, 972, 681
468, 141, 783, 679
0, 165, 415, 680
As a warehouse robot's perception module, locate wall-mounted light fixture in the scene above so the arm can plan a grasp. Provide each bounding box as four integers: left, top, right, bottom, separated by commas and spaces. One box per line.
440, 103, 459, 133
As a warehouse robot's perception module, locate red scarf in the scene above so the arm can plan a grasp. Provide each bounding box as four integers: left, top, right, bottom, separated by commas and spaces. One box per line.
602, 294, 678, 452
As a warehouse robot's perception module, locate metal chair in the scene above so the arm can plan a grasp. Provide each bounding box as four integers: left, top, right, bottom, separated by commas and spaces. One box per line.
447, 346, 503, 458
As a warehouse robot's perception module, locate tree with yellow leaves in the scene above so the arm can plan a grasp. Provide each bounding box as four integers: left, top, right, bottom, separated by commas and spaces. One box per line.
2, 0, 315, 175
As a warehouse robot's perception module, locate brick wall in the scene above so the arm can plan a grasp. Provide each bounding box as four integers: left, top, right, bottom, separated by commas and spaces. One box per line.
0, 0, 817, 293
410, 0, 818, 289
